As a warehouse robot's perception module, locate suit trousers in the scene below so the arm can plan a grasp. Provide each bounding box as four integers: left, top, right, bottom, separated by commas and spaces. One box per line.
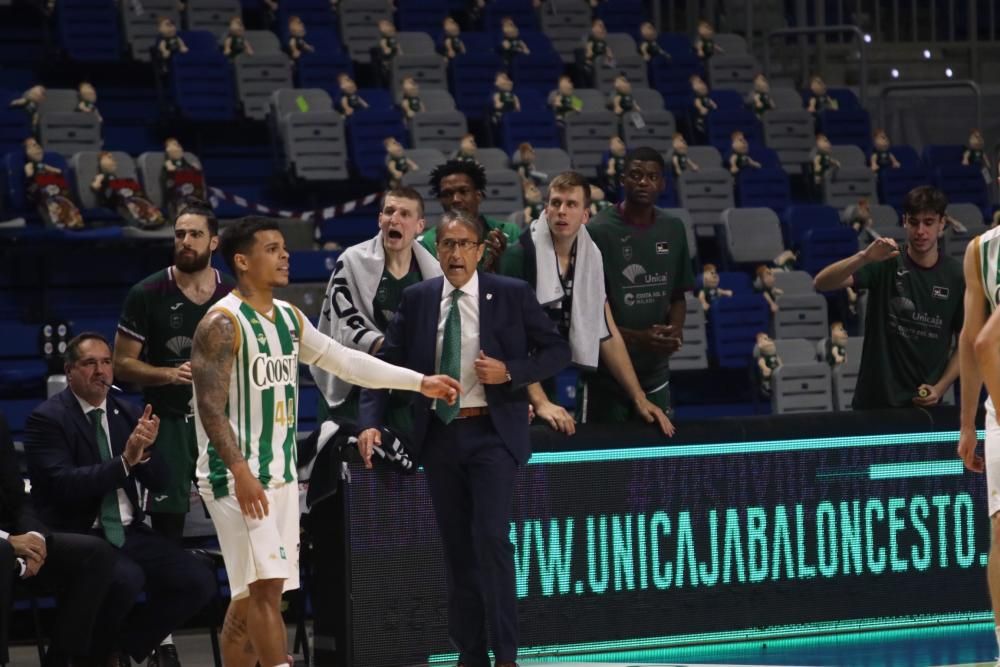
1, 532, 121, 663
423, 415, 519, 667
100, 523, 217, 661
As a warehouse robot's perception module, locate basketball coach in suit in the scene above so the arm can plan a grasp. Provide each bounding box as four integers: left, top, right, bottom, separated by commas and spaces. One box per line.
0, 410, 126, 666
359, 210, 571, 667
23, 332, 216, 665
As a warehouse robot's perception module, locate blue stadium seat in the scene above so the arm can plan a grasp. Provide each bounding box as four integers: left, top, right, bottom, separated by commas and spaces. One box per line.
289, 249, 341, 282
799, 87, 861, 111
817, 109, 872, 153
649, 57, 703, 117
397, 0, 450, 32
169, 52, 237, 121
782, 204, 841, 250
799, 226, 858, 277
483, 0, 539, 32
0, 91, 33, 157
707, 294, 770, 368
710, 89, 746, 111
178, 30, 222, 55
879, 166, 928, 211
737, 167, 791, 213
594, 0, 647, 33
3, 149, 73, 219
715, 271, 753, 294
276, 0, 338, 33
449, 52, 504, 116
0, 398, 42, 435
934, 164, 990, 210
498, 109, 560, 154
296, 51, 354, 98
56, 0, 121, 62
346, 109, 408, 181
890, 144, 921, 169
510, 52, 563, 96
281, 26, 345, 55
922, 144, 965, 169
657, 33, 697, 60
706, 109, 762, 151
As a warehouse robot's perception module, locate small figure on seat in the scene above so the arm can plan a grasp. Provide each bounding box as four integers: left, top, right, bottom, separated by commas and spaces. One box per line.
384, 137, 417, 188
155, 17, 188, 74
377, 19, 400, 80
23, 137, 84, 230
75, 82, 102, 123
550, 75, 580, 124
807, 75, 839, 116
337, 73, 368, 116
287, 16, 315, 61
521, 180, 544, 224
440, 17, 466, 60
454, 133, 478, 164
10, 84, 46, 135
91, 151, 165, 230
499, 17, 530, 70
584, 19, 614, 75
161, 137, 206, 220
825, 321, 848, 367
695, 20, 722, 63
751, 73, 775, 118
870, 129, 901, 172
728, 130, 761, 175
671, 133, 699, 179
492, 71, 520, 125
756, 332, 781, 396
589, 184, 611, 215
813, 133, 841, 187
399, 76, 424, 121
754, 264, 783, 314
697, 263, 733, 311
223, 16, 253, 59
690, 74, 717, 137
605, 136, 626, 188
638, 21, 669, 62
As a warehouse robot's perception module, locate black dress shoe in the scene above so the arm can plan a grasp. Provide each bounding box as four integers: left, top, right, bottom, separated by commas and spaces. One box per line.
146, 645, 180, 667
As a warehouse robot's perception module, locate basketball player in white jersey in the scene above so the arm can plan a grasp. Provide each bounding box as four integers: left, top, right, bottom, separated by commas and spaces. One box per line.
190, 217, 460, 667
959, 224, 1000, 665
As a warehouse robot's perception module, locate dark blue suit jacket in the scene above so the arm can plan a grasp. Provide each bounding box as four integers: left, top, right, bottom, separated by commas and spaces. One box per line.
23, 388, 169, 534
359, 272, 571, 464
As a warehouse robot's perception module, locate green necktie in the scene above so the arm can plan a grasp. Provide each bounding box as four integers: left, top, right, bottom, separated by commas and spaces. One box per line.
436, 289, 463, 424
89, 409, 125, 547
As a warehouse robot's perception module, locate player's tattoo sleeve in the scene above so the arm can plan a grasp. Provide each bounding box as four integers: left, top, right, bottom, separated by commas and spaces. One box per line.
192, 310, 244, 470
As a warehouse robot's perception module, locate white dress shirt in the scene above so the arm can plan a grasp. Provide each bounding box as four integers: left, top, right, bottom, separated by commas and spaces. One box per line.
74, 394, 136, 527
435, 272, 487, 409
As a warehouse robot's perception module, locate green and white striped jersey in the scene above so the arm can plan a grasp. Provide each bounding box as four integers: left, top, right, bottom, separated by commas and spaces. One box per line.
194, 291, 426, 500
195, 293, 304, 499
978, 226, 1000, 314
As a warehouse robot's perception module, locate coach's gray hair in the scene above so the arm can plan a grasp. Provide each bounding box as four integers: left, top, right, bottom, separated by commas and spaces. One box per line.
438, 210, 485, 242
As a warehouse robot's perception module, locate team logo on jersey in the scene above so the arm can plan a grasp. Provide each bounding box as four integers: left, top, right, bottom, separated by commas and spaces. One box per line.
622, 264, 646, 283
165, 336, 193, 357
251, 354, 296, 388
169, 302, 183, 311
932, 286, 950, 300
622, 245, 633, 261
257, 333, 267, 346
279, 546, 287, 560
655, 241, 670, 254
169, 313, 183, 329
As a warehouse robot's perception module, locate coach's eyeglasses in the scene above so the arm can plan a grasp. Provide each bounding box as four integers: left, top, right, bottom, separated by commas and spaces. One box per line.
437, 239, 482, 252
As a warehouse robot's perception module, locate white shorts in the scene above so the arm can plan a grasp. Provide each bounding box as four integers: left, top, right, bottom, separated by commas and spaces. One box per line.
985, 403, 1000, 517
205, 482, 300, 600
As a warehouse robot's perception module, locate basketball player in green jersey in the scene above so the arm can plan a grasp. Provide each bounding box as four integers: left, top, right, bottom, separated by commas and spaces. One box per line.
191, 217, 460, 667
960, 223, 1000, 666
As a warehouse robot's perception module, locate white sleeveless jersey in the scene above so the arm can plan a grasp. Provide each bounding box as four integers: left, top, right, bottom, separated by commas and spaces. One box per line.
194, 293, 303, 499
977, 227, 1000, 414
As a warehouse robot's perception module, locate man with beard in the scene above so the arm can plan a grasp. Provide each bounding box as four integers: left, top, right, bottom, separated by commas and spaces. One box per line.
581, 147, 694, 424
312, 187, 442, 433
114, 198, 236, 544
419, 160, 521, 272
814, 185, 964, 409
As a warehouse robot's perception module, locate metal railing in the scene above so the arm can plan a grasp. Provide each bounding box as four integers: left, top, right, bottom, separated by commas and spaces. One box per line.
763, 25, 869, 106
877, 79, 983, 133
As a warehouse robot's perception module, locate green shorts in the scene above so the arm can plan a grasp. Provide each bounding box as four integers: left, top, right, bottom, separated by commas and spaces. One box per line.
576, 377, 672, 423
148, 415, 198, 514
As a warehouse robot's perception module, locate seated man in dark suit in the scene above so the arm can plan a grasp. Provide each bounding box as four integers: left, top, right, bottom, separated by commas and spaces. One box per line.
0, 411, 126, 666
24, 332, 217, 667
359, 211, 571, 667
